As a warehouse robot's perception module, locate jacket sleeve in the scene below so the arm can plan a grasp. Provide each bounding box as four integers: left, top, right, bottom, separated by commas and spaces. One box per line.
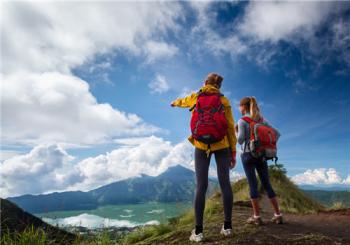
237, 119, 247, 145
224, 99, 237, 152
171, 92, 198, 108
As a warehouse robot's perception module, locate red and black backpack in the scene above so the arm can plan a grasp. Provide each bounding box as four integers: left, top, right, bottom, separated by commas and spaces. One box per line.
242, 116, 279, 162
190, 92, 228, 144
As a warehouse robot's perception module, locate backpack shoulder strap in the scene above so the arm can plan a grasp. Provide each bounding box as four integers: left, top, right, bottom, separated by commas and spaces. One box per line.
189, 90, 203, 112
241, 116, 254, 124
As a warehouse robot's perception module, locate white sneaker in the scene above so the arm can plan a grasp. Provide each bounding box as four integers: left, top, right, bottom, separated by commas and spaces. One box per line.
189, 229, 203, 242
220, 225, 232, 236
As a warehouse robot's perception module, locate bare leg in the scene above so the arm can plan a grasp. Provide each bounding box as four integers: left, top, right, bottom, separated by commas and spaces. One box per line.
250, 198, 260, 216
270, 197, 281, 215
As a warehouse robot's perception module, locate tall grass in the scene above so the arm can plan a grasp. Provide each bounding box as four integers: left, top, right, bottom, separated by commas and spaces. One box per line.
118, 224, 171, 244
1, 226, 47, 245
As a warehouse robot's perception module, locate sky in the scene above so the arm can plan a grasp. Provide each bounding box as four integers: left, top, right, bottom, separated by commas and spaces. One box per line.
1, 1, 350, 198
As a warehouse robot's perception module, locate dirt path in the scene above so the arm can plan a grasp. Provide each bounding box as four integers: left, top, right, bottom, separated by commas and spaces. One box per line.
241, 197, 350, 245
138, 199, 350, 244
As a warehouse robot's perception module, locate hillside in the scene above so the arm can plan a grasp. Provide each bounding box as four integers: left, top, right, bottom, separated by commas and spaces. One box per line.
8, 165, 218, 213
0, 198, 76, 244
118, 165, 350, 244
303, 190, 350, 207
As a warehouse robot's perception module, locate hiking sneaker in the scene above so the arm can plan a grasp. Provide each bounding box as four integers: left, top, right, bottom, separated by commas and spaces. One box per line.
246, 216, 264, 225
271, 214, 284, 224
189, 229, 203, 242
220, 225, 232, 237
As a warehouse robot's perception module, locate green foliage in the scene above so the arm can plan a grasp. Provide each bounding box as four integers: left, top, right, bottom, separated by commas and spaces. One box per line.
95, 230, 114, 245
232, 178, 251, 202
304, 190, 350, 207
1, 225, 47, 245
330, 202, 347, 210
119, 224, 171, 244
267, 163, 324, 213
268, 163, 287, 177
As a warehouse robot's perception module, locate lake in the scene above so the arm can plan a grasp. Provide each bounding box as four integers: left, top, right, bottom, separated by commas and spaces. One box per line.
35, 202, 192, 229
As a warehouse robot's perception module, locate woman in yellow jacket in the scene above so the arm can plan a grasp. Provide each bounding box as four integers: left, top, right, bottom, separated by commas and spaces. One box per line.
171, 73, 237, 242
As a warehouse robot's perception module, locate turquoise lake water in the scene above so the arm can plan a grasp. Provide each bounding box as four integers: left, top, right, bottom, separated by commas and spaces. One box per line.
35, 202, 192, 228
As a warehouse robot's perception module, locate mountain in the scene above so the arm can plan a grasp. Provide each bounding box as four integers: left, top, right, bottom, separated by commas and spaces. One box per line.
303, 190, 350, 207
1, 198, 76, 244
119, 165, 350, 244
300, 184, 350, 191
8, 165, 218, 213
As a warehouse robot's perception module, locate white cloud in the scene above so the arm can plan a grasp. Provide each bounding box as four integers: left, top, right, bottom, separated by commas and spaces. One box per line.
1, 2, 184, 147
1, 72, 161, 146
230, 171, 245, 182
188, 2, 350, 69
148, 74, 170, 94
42, 213, 159, 228
291, 168, 349, 185
2, 1, 182, 74
0, 136, 195, 197
0, 144, 82, 198
343, 176, 350, 185
74, 136, 194, 191
0, 150, 22, 161
144, 41, 178, 64
238, 2, 335, 42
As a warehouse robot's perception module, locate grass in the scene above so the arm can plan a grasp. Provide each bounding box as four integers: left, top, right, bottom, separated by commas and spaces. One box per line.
118, 224, 172, 244
268, 164, 324, 213
329, 201, 347, 210
1, 225, 47, 245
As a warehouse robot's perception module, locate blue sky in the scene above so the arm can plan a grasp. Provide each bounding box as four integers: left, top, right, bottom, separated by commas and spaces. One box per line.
1, 1, 350, 197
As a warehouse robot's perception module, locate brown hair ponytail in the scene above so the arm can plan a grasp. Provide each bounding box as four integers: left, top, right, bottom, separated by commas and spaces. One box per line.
240, 96, 261, 121
249, 96, 261, 121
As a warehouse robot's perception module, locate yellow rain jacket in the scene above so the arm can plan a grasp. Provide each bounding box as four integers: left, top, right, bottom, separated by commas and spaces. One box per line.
172, 84, 237, 156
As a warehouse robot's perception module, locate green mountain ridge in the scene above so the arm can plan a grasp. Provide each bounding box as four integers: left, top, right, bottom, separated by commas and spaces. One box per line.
303, 190, 350, 207
7, 165, 218, 213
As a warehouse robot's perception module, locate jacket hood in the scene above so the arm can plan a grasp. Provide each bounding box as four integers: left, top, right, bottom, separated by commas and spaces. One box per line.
200, 84, 221, 93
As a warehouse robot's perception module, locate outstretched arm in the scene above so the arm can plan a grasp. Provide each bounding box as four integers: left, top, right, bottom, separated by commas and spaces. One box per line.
171, 92, 198, 108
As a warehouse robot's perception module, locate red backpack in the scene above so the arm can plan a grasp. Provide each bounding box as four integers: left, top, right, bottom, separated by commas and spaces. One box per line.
242, 116, 278, 162
190, 92, 228, 144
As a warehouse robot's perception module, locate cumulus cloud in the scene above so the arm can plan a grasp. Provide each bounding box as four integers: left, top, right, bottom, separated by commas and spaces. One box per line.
73, 136, 194, 191
187, 1, 350, 69
1, 2, 183, 147
0, 136, 195, 197
343, 176, 350, 185
291, 168, 350, 185
2, 1, 182, 74
43, 213, 159, 228
1, 135, 247, 197
1, 72, 161, 146
238, 2, 336, 42
148, 74, 170, 94
144, 41, 178, 64
0, 144, 82, 197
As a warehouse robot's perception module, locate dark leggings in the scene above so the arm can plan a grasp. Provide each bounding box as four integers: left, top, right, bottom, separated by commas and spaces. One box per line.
241, 152, 276, 199
194, 147, 233, 226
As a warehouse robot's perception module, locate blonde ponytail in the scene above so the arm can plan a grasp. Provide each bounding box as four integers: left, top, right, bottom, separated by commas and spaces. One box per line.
249, 96, 261, 121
